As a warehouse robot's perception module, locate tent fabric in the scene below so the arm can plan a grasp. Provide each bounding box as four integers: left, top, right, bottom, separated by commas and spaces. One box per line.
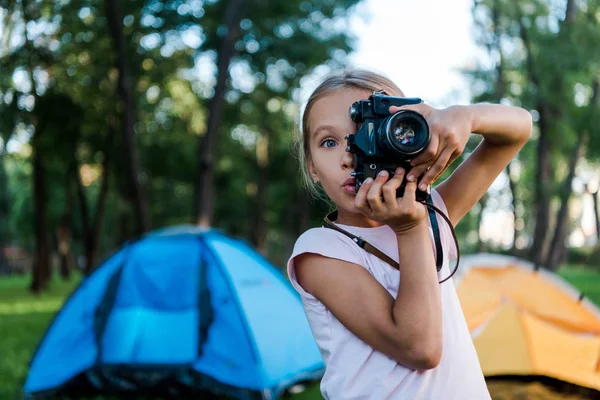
456, 253, 600, 391
24, 225, 324, 399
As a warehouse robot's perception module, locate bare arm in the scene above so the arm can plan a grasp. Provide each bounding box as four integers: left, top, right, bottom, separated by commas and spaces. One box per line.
437, 103, 532, 226
295, 219, 441, 370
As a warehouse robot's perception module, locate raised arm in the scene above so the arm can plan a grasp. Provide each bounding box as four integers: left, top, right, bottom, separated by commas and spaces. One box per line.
435, 104, 532, 226
390, 102, 532, 226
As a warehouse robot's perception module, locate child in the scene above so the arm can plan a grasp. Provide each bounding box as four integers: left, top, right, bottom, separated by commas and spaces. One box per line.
287, 69, 532, 399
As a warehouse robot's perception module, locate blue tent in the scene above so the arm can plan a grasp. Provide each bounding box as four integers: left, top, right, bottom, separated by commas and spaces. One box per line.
24, 225, 324, 399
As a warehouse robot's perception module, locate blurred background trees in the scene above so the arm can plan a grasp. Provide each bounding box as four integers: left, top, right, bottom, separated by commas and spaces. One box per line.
0, 0, 598, 293
468, 0, 600, 270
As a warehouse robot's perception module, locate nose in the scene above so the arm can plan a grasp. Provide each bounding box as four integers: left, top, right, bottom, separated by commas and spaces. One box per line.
341, 143, 355, 170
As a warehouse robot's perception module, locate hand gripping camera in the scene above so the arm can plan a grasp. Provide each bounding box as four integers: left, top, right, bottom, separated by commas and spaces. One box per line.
346, 91, 431, 201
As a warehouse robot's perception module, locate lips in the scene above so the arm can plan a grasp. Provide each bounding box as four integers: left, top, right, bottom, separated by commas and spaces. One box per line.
342, 177, 356, 187
342, 176, 356, 195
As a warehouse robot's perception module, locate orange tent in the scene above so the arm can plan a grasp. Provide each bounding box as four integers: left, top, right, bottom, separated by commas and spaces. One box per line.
456, 253, 600, 391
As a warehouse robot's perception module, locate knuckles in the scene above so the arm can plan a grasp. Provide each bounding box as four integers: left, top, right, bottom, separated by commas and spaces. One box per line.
367, 192, 379, 202
445, 132, 458, 147
424, 148, 436, 158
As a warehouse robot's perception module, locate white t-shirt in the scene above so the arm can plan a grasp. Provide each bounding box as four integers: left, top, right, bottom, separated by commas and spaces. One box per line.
287, 189, 491, 400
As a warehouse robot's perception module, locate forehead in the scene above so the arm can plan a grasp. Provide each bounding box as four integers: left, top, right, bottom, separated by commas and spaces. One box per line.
308, 88, 372, 135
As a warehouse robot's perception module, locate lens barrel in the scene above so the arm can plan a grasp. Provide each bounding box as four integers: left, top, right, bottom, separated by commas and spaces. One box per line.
378, 110, 429, 158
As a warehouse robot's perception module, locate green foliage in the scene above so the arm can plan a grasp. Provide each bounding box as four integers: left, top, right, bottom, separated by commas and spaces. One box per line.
466, 0, 600, 256
0, 0, 364, 268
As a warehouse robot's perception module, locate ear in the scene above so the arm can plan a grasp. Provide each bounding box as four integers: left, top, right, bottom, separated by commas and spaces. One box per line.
308, 159, 318, 182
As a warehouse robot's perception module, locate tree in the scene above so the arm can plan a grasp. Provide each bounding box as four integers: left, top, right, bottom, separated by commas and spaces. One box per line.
192, 0, 361, 227
469, 0, 600, 267
105, 0, 150, 234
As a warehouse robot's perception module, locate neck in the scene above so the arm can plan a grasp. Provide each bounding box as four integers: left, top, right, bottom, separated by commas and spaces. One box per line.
334, 209, 386, 228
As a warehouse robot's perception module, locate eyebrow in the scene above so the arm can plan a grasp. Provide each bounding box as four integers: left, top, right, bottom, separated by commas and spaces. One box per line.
312, 125, 338, 139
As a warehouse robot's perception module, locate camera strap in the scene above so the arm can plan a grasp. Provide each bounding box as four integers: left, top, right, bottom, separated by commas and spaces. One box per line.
322, 194, 460, 284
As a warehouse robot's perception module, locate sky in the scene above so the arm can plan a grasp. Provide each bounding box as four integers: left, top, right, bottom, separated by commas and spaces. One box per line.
348, 0, 484, 108
297, 0, 487, 109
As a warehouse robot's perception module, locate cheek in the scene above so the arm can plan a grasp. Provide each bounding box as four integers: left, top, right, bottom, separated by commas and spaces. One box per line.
310, 151, 333, 176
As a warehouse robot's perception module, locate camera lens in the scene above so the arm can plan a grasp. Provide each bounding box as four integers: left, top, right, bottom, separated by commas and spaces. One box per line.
380, 111, 429, 157
392, 123, 416, 145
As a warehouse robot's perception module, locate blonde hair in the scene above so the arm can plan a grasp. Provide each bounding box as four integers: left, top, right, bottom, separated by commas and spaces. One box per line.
293, 68, 405, 199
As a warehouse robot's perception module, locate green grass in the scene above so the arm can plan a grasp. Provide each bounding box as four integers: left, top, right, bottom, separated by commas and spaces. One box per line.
0, 275, 79, 400
557, 264, 600, 306
1, 265, 599, 400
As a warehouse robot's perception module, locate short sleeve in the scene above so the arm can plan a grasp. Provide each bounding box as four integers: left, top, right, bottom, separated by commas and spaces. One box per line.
287, 227, 366, 303
430, 189, 458, 261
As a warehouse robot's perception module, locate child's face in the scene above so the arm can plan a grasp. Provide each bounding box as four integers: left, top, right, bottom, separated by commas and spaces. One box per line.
307, 88, 372, 215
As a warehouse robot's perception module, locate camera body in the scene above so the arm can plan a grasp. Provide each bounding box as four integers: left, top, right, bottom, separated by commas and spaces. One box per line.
346, 91, 431, 201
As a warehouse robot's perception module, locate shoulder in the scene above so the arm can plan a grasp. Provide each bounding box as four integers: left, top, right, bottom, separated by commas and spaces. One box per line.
287, 227, 368, 300
290, 227, 366, 272
293, 227, 362, 254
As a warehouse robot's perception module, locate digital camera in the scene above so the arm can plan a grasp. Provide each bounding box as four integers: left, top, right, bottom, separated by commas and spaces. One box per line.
346, 91, 431, 201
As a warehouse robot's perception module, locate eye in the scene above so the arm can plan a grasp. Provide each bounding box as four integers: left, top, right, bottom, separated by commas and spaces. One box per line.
321, 139, 338, 148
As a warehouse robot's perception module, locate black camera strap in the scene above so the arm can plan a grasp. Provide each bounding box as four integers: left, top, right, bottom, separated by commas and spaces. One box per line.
322, 194, 460, 284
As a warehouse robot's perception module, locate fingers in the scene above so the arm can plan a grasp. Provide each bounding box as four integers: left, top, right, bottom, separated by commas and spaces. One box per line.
401, 180, 418, 205
389, 103, 430, 115
418, 146, 454, 190
366, 170, 389, 213
354, 177, 373, 214
409, 133, 440, 169
382, 168, 405, 206
430, 148, 461, 183
355, 170, 390, 215
405, 136, 440, 186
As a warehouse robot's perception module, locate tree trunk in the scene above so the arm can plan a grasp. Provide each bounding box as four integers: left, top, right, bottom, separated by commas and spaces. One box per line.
546, 133, 586, 270
565, 0, 577, 24
588, 79, 600, 241
31, 138, 51, 292
105, 0, 149, 235
288, 174, 313, 240
530, 120, 552, 266
506, 163, 519, 255
57, 174, 74, 280
88, 146, 111, 272
536, 0, 579, 269
491, 1, 521, 255
251, 132, 269, 255
491, 0, 504, 101
0, 6, 16, 272
475, 194, 488, 253
75, 129, 113, 275
519, 18, 554, 266
297, 190, 313, 236
57, 223, 72, 280
0, 149, 8, 272
593, 189, 600, 241
194, 0, 245, 227
23, 0, 51, 293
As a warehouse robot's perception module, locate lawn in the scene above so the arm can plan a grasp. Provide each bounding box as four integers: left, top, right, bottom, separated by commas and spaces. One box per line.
1, 265, 599, 400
